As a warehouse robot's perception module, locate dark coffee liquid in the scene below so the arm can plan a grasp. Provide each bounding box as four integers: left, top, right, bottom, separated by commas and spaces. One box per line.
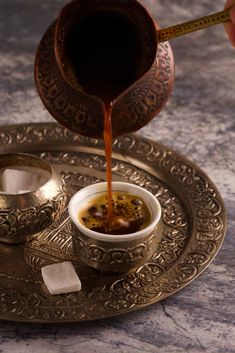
78, 192, 151, 235
65, 10, 145, 101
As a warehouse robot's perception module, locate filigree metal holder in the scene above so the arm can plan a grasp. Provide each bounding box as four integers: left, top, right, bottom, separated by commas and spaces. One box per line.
0, 123, 226, 323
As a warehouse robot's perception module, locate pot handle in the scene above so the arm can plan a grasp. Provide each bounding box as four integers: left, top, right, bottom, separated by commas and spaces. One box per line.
157, 7, 233, 43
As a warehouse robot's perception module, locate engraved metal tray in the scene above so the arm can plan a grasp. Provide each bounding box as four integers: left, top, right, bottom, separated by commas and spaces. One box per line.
0, 123, 226, 323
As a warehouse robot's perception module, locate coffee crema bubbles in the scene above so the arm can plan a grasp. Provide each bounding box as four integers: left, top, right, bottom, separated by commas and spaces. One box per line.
78, 192, 152, 235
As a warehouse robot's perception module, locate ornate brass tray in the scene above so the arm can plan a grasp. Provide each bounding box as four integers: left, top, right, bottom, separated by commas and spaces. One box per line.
0, 123, 226, 323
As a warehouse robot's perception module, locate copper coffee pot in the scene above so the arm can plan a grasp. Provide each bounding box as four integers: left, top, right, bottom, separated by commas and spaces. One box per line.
35, 0, 232, 139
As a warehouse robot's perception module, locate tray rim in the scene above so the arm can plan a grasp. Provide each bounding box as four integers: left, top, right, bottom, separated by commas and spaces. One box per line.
0, 122, 227, 323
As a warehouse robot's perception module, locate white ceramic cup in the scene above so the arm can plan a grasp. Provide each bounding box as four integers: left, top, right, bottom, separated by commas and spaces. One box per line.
69, 182, 162, 272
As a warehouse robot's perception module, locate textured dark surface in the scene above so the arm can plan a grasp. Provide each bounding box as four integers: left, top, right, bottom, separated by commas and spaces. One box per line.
0, 0, 234, 352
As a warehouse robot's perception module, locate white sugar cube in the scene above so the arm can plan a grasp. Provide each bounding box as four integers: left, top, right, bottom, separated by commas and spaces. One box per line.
1, 167, 48, 194
41, 262, 81, 295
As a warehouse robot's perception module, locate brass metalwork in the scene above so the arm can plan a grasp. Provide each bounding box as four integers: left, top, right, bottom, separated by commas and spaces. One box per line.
34, 0, 232, 139
34, 0, 175, 138
0, 153, 67, 244
158, 7, 232, 43
0, 123, 227, 322
73, 226, 162, 273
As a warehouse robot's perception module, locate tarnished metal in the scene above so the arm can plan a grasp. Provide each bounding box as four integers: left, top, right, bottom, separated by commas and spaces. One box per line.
0, 123, 227, 322
0, 153, 67, 243
158, 7, 232, 42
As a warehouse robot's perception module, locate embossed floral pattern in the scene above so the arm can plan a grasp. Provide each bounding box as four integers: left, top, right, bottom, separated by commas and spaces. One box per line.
0, 123, 226, 322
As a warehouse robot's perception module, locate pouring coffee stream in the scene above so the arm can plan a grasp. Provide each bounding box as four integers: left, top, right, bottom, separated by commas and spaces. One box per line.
103, 101, 113, 219
34, 0, 233, 224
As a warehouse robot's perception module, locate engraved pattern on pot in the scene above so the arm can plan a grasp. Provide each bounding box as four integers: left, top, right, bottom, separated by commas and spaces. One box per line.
35, 24, 104, 138
35, 13, 174, 138
112, 43, 174, 135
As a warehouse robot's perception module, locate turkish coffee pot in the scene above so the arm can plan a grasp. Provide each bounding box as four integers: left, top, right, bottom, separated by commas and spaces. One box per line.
35, 0, 232, 138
